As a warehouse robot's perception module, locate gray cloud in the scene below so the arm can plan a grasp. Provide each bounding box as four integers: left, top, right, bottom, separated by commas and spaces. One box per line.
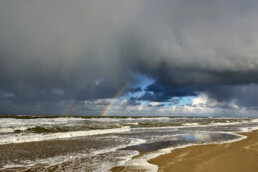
1, 0, 258, 115
205, 84, 258, 109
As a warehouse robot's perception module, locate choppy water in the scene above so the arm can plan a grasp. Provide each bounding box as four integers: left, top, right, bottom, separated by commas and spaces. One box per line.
0, 116, 257, 171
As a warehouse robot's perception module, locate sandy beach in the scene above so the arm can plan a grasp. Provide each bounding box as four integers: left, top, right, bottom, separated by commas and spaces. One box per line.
149, 130, 258, 172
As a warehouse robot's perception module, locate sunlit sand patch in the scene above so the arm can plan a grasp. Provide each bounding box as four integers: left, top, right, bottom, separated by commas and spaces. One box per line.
149, 130, 258, 172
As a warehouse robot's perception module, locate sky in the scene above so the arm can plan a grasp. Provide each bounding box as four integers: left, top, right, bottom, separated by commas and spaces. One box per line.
1, 0, 258, 117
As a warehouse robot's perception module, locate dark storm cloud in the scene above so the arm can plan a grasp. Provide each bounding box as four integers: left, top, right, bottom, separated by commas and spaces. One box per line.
1, 0, 258, 114
138, 82, 198, 102
205, 84, 258, 109
127, 87, 142, 93
145, 81, 198, 97
0, 0, 134, 103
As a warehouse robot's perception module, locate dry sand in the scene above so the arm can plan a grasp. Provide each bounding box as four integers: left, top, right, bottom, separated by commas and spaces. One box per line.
149, 130, 258, 172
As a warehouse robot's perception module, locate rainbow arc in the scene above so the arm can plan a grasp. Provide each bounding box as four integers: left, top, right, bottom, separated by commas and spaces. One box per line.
100, 83, 128, 116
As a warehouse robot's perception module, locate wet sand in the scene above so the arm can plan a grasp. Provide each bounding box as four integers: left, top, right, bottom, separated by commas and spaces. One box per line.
149, 130, 258, 172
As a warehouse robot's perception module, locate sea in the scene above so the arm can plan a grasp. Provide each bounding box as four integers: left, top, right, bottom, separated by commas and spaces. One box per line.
0, 115, 258, 172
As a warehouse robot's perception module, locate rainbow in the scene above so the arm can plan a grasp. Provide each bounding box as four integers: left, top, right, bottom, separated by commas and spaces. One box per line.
100, 83, 128, 116
64, 100, 77, 117
64, 81, 128, 117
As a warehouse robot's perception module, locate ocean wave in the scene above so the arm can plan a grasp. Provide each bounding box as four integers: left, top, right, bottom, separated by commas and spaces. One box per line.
0, 126, 131, 145
182, 122, 200, 126
0, 126, 36, 134
251, 118, 258, 122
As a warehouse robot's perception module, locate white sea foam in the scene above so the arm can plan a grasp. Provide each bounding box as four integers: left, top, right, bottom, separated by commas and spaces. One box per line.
182, 122, 199, 126
0, 117, 86, 130
0, 126, 35, 133
251, 118, 258, 122
0, 126, 131, 145
240, 126, 258, 132
132, 120, 250, 131
91, 138, 146, 156
0, 128, 15, 133
86, 117, 171, 122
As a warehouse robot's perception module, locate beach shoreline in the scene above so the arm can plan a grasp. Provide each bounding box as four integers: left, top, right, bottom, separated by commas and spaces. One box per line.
149, 129, 258, 172
1, 116, 257, 171
112, 129, 258, 172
